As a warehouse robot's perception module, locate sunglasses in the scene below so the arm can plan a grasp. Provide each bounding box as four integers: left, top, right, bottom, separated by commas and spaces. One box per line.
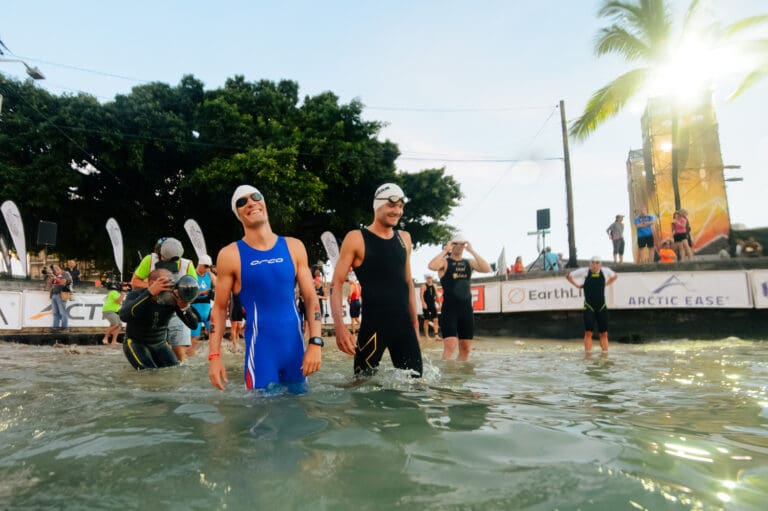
235, 192, 264, 209
375, 195, 405, 205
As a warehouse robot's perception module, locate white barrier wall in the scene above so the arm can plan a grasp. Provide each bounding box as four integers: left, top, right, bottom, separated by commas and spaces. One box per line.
750, 270, 768, 309
612, 271, 752, 309
2, 270, 765, 331
501, 270, 753, 312
21, 291, 110, 328
0, 292, 23, 330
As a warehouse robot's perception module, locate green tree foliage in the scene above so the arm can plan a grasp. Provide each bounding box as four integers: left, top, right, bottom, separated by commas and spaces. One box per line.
0, 74, 461, 271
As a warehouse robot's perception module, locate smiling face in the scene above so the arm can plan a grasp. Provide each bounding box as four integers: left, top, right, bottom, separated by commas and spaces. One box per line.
374, 199, 404, 228
236, 192, 268, 227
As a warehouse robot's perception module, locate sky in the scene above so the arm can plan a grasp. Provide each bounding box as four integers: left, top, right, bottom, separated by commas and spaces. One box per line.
2, 0, 767, 277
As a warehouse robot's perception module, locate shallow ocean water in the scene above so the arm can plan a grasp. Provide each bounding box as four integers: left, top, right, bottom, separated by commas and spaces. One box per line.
0, 336, 766, 510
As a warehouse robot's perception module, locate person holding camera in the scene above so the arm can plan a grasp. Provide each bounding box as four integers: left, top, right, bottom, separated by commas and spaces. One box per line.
130, 237, 197, 362
428, 233, 491, 361
120, 268, 200, 370
48, 264, 73, 331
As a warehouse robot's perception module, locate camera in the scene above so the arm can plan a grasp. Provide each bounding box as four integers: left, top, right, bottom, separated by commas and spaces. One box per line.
156, 273, 200, 306
105, 279, 131, 292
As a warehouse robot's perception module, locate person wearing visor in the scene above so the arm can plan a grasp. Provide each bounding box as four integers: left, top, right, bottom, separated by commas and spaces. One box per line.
428, 232, 491, 361
566, 256, 618, 355
188, 254, 216, 357
130, 237, 198, 362
120, 268, 200, 370
207, 185, 323, 391
331, 183, 423, 377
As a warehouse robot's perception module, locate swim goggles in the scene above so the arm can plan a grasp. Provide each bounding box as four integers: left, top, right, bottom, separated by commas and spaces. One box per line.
374, 195, 406, 205
235, 191, 265, 209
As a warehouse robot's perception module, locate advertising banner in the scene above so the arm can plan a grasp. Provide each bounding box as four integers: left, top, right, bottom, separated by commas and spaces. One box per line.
0, 292, 22, 330
476, 282, 500, 313
502, 271, 751, 312
22, 291, 110, 328
750, 270, 768, 309
184, 218, 207, 261
105, 218, 124, 279
1, 200, 27, 277
613, 271, 751, 309
502, 278, 584, 312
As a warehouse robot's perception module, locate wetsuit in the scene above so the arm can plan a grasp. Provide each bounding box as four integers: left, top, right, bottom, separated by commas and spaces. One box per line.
119, 289, 200, 370
440, 258, 474, 339
353, 228, 422, 376
237, 237, 305, 390
570, 267, 614, 333
422, 283, 438, 320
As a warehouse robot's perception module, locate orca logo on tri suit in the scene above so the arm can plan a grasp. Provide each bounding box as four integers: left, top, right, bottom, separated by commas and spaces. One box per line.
250, 258, 284, 265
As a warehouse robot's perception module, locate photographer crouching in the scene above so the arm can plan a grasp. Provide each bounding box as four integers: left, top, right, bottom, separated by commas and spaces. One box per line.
119, 268, 200, 370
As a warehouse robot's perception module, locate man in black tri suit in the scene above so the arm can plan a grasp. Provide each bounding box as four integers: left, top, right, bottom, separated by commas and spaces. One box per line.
428, 233, 491, 361
331, 183, 423, 377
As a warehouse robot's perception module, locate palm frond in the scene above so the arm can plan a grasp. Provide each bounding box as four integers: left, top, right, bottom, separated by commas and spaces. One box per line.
595, 25, 649, 61
723, 15, 768, 37
598, 1, 643, 22
728, 65, 768, 101
597, 0, 671, 60
681, 0, 704, 34
570, 68, 649, 140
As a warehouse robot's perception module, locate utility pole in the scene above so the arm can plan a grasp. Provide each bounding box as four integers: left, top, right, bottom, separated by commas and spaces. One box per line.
559, 100, 577, 268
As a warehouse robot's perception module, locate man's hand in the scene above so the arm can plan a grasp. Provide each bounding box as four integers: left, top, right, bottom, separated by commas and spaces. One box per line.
147, 276, 173, 297
208, 357, 228, 390
302, 345, 322, 376
335, 327, 356, 356
172, 289, 191, 309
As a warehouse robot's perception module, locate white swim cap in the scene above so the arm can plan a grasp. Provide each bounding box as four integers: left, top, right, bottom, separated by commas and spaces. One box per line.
372, 183, 406, 211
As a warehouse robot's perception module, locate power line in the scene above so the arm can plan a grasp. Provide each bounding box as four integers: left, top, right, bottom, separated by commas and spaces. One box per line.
365, 104, 557, 112
10, 53, 150, 83
457, 105, 561, 223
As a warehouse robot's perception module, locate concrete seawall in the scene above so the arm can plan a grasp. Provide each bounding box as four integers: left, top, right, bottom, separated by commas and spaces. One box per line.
2, 257, 767, 344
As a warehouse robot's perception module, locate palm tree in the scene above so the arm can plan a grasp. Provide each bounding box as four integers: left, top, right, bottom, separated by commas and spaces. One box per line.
570, 0, 767, 209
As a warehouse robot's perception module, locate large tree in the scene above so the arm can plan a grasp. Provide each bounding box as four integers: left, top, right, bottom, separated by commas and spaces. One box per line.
0, 74, 462, 272
570, 0, 767, 210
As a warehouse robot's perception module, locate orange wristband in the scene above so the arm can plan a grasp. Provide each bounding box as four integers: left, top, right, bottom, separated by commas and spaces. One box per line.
208, 353, 221, 361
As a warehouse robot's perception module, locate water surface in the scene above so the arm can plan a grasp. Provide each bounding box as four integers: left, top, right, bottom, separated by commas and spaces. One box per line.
1, 337, 766, 510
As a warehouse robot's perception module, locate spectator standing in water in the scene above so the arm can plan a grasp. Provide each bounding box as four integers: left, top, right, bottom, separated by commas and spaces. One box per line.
188, 254, 216, 357
420, 274, 440, 342
101, 280, 125, 346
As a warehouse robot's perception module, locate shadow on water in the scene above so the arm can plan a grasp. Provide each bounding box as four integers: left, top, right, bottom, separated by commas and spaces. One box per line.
1, 338, 767, 510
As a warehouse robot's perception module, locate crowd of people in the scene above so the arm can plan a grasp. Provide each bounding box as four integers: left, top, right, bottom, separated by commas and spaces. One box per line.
40, 185, 768, 386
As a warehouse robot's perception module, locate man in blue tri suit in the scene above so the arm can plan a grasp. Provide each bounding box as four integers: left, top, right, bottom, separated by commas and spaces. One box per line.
207, 185, 323, 391
330, 183, 423, 377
